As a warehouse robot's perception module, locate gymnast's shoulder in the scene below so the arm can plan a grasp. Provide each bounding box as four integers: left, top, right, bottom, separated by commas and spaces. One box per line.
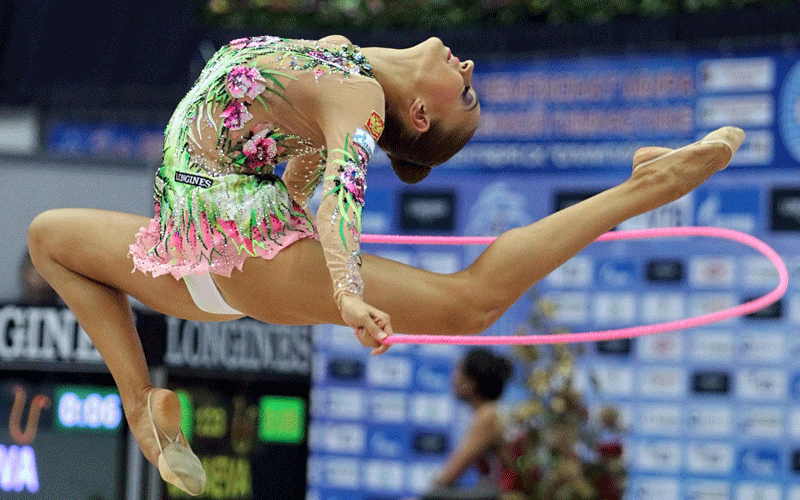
319, 34, 353, 45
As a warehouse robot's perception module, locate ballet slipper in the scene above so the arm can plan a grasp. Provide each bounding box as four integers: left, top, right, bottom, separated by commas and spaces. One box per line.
146, 389, 207, 496
633, 126, 745, 172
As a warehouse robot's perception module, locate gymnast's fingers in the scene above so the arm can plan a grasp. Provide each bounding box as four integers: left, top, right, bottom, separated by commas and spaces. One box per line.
354, 327, 380, 348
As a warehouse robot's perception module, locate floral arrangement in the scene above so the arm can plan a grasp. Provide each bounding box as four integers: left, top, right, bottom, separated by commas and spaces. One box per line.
502, 290, 626, 500
201, 0, 795, 30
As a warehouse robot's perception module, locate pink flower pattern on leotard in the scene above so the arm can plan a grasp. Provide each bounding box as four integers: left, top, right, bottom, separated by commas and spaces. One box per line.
221, 101, 252, 130
242, 128, 285, 170
226, 65, 267, 100
339, 160, 366, 205
229, 35, 280, 49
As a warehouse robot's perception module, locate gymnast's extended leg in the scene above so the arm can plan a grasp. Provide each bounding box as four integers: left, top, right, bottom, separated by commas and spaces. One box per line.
212, 127, 744, 342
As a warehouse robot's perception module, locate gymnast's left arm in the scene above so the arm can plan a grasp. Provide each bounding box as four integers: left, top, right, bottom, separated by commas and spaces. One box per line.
316, 77, 392, 353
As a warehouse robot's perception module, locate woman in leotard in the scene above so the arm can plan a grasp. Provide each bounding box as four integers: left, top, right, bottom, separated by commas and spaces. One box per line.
430, 348, 513, 495
26, 34, 744, 495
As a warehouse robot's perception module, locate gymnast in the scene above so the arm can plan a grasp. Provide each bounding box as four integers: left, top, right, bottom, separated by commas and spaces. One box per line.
26, 34, 744, 495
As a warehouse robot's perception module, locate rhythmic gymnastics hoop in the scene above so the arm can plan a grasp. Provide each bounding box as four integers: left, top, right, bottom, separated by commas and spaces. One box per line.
361, 226, 789, 345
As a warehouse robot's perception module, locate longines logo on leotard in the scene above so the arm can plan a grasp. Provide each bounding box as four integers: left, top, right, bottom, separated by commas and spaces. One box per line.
175, 171, 213, 189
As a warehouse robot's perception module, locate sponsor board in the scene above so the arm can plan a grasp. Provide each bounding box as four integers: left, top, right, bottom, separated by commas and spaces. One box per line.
638, 331, 683, 361
638, 405, 682, 436
639, 367, 686, 399
685, 479, 729, 500
640, 293, 686, 323
369, 392, 407, 423
596, 338, 633, 356
738, 406, 784, 439
789, 294, 800, 326
737, 447, 781, 477
742, 255, 781, 287
736, 368, 787, 400
412, 431, 449, 455
696, 94, 774, 128
320, 423, 366, 454
698, 57, 776, 92
368, 427, 406, 458
326, 389, 366, 420
593, 293, 636, 325
590, 366, 635, 396
417, 252, 461, 274
689, 294, 737, 323
363, 460, 404, 492
771, 188, 800, 231
618, 193, 694, 230
410, 394, 454, 425
323, 457, 360, 488
690, 331, 734, 362
687, 405, 733, 437
688, 256, 736, 288
596, 260, 636, 288
685, 442, 734, 474
328, 358, 366, 382
367, 357, 412, 389
694, 186, 759, 233
546, 256, 594, 287
735, 483, 781, 500
399, 190, 456, 232
738, 331, 786, 363
645, 260, 684, 283
414, 361, 452, 392
407, 463, 441, 494
637, 440, 681, 472
743, 297, 783, 320
790, 408, 800, 437
164, 316, 311, 374
633, 477, 679, 500
541, 292, 589, 324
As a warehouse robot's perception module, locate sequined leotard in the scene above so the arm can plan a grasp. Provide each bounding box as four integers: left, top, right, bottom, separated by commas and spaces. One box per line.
129, 36, 384, 304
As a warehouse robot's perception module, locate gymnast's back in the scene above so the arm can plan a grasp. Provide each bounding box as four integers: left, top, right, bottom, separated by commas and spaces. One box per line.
130, 36, 383, 303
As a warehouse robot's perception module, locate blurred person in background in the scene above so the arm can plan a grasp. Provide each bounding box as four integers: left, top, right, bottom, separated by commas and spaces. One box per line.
422, 347, 514, 500
17, 248, 60, 306
26, 31, 743, 495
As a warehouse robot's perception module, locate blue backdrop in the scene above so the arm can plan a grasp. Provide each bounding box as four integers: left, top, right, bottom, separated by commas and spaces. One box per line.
307, 46, 800, 500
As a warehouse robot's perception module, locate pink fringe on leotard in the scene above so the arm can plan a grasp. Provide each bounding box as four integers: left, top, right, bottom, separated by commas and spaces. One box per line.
129, 204, 317, 280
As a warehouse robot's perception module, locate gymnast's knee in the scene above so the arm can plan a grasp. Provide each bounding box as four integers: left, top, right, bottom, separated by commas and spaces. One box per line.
27, 209, 71, 266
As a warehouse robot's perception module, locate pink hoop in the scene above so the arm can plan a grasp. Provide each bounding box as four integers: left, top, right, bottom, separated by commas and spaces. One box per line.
361, 227, 789, 345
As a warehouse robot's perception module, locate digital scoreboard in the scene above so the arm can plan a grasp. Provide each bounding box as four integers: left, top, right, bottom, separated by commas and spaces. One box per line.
0, 372, 126, 500
165, 376, 309, 500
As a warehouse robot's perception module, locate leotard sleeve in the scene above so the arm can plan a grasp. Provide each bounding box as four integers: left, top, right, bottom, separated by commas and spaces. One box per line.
316, 78, 385, 309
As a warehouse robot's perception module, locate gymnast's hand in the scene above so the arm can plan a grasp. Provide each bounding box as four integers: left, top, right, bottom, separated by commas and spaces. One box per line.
338, 294, 393, 355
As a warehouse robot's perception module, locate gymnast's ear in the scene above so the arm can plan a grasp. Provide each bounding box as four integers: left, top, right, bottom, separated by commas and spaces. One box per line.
408, 98, 430, 133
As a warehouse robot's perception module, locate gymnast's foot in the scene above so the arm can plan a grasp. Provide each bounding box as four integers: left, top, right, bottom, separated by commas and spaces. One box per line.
126, 387, 206, 496
630, 126, 745, 204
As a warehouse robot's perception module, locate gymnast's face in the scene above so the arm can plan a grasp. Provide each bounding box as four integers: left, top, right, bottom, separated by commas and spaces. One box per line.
452, 364, 475, 401
413, 37, 480, 138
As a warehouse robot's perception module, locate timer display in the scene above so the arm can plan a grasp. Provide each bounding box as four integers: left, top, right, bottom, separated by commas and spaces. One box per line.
54, 386, 122, 432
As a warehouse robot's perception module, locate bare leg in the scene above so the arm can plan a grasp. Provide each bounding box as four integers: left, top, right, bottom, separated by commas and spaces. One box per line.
27, 209, 235, 474
213, 127, 744, 337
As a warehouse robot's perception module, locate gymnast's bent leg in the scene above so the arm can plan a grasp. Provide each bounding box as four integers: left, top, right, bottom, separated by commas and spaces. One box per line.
26, 209, 239, 494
